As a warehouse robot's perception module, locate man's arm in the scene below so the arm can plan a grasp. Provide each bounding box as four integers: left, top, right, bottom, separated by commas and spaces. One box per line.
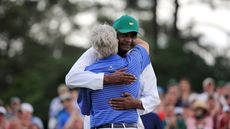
65, 48, 136, 90
65, 47, 104, 90
110, 39, 160, 114
134, 38, 149, 54
109, 64, 160, 114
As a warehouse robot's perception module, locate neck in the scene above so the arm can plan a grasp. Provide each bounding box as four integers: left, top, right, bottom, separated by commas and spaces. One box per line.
118, 50, 127, 57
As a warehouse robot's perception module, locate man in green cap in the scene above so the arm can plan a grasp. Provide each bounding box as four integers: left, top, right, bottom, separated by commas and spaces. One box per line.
113, 15, 140, 57
66, 15, 160, 129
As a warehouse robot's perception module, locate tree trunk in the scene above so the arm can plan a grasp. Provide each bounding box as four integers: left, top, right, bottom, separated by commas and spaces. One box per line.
173, 0, 179, 37
152, 0, 158, 53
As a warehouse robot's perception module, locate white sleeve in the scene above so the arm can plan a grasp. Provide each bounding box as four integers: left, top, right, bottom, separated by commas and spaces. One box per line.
65, 47, 104, 90
137, 63, 161, 115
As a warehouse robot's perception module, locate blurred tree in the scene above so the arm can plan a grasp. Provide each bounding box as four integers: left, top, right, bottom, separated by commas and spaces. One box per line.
0, 0, 230, 128
123, 0, 230, 90
0, 0, 85, 125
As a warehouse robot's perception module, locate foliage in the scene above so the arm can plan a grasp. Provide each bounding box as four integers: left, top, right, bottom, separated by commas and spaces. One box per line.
0, 0, 230, 127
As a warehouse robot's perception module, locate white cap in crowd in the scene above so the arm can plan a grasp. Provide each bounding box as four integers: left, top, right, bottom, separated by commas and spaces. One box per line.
21, 103, 34, 113
0, 106, 7, 115
203, 77, 215, 87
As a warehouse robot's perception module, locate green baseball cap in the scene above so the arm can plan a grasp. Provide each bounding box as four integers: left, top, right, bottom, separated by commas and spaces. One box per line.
113, 15, 139, 33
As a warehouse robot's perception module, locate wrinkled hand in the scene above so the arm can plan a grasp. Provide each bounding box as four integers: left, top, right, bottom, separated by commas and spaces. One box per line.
109, 92, 142, 110
104, 68, 136, 85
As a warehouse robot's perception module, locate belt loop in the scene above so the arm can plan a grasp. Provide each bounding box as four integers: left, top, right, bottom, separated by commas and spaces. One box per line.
112, 123, 114, 129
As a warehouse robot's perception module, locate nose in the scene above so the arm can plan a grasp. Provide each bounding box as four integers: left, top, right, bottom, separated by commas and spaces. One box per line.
124, 36, 132, 42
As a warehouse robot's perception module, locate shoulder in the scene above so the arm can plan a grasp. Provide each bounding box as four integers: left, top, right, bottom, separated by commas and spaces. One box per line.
126, 45, 148, 58
85, 61, 101, 71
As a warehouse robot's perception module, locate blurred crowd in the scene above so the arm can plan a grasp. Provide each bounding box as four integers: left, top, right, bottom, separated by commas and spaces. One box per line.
48, 84, 82, 129
0, 78, 229, 129
0, 97, 43, 129
0, 84, 83, 129
154, 77, 230, 129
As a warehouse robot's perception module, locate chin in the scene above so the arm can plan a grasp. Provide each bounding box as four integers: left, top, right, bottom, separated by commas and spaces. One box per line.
121, 49, 129, 53
122, 47, 131, 51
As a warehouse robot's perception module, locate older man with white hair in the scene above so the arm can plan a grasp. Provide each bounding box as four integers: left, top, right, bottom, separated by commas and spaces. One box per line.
78, 24, 150, 129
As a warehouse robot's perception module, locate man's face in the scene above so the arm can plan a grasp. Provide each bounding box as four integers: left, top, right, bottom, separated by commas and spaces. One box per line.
22, 111, 32, 121
179, 80, 191, 92
117, 32, 137, 54
61, 98, 73, 109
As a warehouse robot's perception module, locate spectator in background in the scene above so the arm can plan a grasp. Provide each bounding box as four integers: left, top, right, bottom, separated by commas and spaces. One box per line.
225, 93, 230, 106
6, 117, 22, 129
224, 83, 230, 106
186, 100, 213, 129
216, 106, 230, 129
174, 107, 186, 129
164, 105, 176, 129
182, 103, 193, 120
0, 106, 7, 129
216, 81, 228, 107
48, 84, 69, 129
165, 85, 180, 106
178, 77, 197, 105
20, 103, 43, 129
224, 82, 230, 96
57, 92, 82, 129
7, 97, 21, 118
207, 95, 221, 128
198, 77, 216, 101
69, 89, 80, 110
28, 123, 40, 129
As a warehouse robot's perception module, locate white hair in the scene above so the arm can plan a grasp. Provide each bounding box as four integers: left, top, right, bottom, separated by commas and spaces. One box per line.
90, 24, 118, 58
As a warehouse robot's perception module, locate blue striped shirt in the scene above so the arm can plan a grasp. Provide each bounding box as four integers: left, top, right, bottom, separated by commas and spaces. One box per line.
78, 45, 150, 128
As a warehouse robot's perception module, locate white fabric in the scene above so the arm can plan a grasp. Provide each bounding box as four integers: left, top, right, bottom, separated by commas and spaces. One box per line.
137, 64, 160, 115
65, 47, 104, 90
65, 47, 161, 129
84, 116, 91, 129
137, 115, 144, 129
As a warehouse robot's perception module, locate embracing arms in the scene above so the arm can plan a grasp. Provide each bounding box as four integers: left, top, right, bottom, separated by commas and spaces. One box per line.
65, 47, 136, 90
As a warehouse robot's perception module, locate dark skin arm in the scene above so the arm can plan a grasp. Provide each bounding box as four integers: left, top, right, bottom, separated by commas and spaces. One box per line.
109, 92, 144, 110
103, 69, 143, 110
104, 69, 143, 109
103, 68, 137, 85
109, 38, 149, 110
